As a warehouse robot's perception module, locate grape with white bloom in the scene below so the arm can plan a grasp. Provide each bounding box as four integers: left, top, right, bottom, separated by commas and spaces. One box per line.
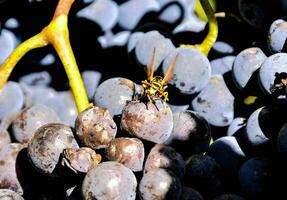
19, 71, 52, 87
127, 32, 144, 52
227, 117, 246, 136
12, 104, 61, 143
77, 0, 119, 31
135, 31, 175, 71
98, 31, 131, 48
94, 77, 136, 116
192, 75, 234, 127
173, 0, 206, 33
211, 56, 235, 75
139, 168, 182, 200
4, 18, 19, 29
268, 19, 287, 53
82, 161, 137, 200
213, 41, 234, 54
259, 53, 287, 96
208, 136, 246, 171
162, 47, 211, 95
0, 82, 24, 120
82, 70, 102, 100
233, 47, 266, 90
118, 0, 160, 30
159, 3, 182, 24
0, 29, 17, 64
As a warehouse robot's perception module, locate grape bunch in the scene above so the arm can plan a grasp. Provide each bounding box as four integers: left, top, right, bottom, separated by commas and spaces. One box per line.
1, 0, 287, 200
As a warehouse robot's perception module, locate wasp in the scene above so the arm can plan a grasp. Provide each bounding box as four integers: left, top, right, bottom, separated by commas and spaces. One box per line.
140, 48, 178, 109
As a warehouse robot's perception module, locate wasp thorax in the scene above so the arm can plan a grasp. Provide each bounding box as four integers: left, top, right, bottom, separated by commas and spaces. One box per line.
140, 48, 177, 105
141, 76, 167, 101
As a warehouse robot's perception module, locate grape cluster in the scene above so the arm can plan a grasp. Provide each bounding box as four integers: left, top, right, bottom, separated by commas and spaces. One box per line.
1, 0, 287, 200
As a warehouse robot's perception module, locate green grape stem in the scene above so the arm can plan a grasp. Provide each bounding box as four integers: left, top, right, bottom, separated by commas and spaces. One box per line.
199, 0, 218, 56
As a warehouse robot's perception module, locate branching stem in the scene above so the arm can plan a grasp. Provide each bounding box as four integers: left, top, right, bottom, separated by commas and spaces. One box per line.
0, 0, 90, 112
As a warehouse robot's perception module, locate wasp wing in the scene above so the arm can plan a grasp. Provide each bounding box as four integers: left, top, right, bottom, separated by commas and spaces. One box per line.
147, 48, 156, 80
162, 54, 178, 84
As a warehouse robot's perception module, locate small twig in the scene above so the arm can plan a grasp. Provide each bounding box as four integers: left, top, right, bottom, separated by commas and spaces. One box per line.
215, 12, 242, 22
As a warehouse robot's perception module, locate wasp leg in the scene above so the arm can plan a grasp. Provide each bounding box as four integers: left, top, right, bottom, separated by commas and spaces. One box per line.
147, 93, 153, 108
162, 92, 169, 102
161, 91, 169, 113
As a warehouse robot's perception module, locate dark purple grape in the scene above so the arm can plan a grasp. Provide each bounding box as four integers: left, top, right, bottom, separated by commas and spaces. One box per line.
75, 106, 117, 149
56, 91, 78, 127
184, 154, 222, 198
98, 30, 131, 48
139, 168, 182, 200
76, 0, 119, 32
158, 3, 182, 24
0, 29, 16, 65
27, 123, 79, 177
238, 0, 265, 28
144, 144, 185, 180
238, 157, 269, 198
232, 47, 266, 90
4, 18, 19, 29
64, 184, 80, 200
0, 127, 11, 147
227, 117, 246, 136
62, 147, 101, 174
20, 84, 77, 126
245, 105, 287, 154
39, 53, 55, 66
212, 41, 234, 54
19, 83, 57, 108
127, 32, 144, 52
0, 0, 7, 4
135, 31, 175, 71
211, 56, 235, 75
82, 161, 137, 200
0, 82, 24, 120
105, 137, 144, 172
245, 107, 268, 147
212, 194, 244, 200
0, 143, 26, 194
121, 99, 173, 144
268, 19, 287, 53
167, 103, 189, 113
12, 104, 60, 143
165, 110, 211, 158
118, 1, 160, 30
0, 112, 18, 131
173, 0, 205, 33
93, 77, 136, 116
0, 189, 24, 200
259, 53, 287, 97
192, 75, 234, 127
180, 186, 203, 200
162, 47, 211, 95
18, 71, 52, 87
208, 136, 246, 171
277, 123, 287, 154
81, 70, 102, 100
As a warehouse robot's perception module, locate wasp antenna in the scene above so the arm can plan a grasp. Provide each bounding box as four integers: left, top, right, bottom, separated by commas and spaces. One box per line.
148, 48, 156, 80
162, 53, 178, 84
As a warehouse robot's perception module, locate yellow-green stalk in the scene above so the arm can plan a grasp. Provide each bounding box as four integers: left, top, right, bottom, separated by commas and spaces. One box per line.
181, 0, 218, 56
0, 0, 89, 112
